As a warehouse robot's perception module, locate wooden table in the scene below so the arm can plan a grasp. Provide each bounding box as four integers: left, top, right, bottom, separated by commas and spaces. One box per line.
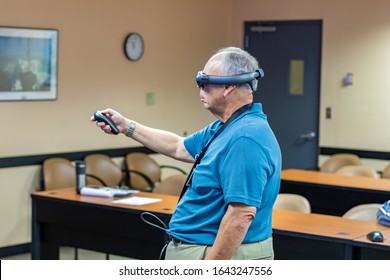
31, 188, 390, 260
272, 209, 389, 259
31, 188, 177, 260
281, 169, 390, 216
352, 228, 390, 260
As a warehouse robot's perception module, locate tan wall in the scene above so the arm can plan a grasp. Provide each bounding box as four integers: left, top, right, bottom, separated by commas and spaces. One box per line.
0, 0, 231, 248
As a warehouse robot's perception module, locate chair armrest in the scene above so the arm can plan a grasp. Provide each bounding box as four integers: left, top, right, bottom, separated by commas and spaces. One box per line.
126, 169, 156, 191
160, 165, 187, 174
86, 174, 108, 186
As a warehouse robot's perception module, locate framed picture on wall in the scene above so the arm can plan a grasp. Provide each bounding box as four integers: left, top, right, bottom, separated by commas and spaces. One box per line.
0, 26, 58, 101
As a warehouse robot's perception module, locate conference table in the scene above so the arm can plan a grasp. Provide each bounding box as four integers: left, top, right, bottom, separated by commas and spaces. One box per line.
281, 169, 390, 216
272, 209, 390, 259
31, 188, 390, 260
352, 230, 390, 259
31, 189, 177, 260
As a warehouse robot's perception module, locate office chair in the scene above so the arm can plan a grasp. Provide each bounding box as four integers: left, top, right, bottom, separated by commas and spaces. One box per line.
320, 153, 361, 173
84, 154, 125, 187
382, 164, 390, 179
125, 152, 187, 191
152, 173, 188, 196
335, 165, 379, 178
342, 203, 382, 222
273, 193, 311, 213
42, 157, 77, 191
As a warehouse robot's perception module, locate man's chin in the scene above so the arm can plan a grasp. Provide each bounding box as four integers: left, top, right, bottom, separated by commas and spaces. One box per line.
200, 100, 208, 107
201, 103, 210, 110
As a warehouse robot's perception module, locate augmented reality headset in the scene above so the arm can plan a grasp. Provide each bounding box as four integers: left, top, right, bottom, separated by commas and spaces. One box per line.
196, 68, 264, 91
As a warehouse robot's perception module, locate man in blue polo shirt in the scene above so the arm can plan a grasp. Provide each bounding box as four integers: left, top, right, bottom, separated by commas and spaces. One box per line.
92, 47, 281, 260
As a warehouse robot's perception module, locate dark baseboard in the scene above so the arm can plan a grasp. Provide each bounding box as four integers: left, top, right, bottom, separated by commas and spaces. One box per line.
0, 146, 154, 168
0, 243, 30, 259
2, 146, 389, 169
320, 147, 390, 161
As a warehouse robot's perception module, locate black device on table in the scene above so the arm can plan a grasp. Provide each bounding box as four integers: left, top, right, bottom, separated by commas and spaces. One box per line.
94, 111, 119, 135
366, 231, 384, 242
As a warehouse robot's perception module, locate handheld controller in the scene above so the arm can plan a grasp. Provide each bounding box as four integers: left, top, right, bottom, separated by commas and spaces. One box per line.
94, 111, 119, 135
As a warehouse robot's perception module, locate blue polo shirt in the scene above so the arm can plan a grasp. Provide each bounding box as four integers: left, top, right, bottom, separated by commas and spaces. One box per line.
167, 103, 281, 245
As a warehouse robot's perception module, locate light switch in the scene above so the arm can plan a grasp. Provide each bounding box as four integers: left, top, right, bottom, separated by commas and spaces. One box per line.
146, 92, 155, 106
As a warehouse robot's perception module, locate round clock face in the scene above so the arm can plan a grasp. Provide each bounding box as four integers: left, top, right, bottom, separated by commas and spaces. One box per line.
124, 33, 144, 61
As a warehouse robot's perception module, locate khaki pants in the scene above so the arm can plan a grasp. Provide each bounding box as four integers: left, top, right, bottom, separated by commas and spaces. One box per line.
165, 236, 274, 260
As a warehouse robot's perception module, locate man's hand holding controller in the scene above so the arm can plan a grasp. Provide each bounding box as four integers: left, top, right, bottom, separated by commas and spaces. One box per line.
93, 111, 119, 134
91, 109, 122, 135
92, 109, 136, 138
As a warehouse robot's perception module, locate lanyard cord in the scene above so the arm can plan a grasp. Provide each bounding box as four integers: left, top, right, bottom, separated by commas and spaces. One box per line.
178, 103, 253, 201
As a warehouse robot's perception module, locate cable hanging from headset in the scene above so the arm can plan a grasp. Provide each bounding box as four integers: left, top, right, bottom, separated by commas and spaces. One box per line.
140, 211, 168, 232
140, 211, 170, 260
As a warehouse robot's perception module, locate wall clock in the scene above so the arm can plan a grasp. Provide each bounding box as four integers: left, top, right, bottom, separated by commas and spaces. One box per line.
124, 33, 144, 61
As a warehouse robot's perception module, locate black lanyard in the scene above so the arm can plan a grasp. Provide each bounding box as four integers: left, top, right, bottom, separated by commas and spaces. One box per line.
178, 103, 253, 201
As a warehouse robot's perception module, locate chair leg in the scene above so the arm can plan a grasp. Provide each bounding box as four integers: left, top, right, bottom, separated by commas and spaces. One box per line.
74, 248, 78, 260
106, 253, 109, 260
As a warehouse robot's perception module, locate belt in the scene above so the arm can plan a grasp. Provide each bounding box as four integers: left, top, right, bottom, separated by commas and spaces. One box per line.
170, 236, 190, 245
169, 235, 263, 246
169, 235, 211, 246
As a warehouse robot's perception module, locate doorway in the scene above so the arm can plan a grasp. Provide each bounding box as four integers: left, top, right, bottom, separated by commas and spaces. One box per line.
244, 20, 322, 169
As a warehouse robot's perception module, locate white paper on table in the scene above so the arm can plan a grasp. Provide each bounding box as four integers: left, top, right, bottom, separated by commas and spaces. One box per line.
80, 187, 113, 197
113, 196, 162, 206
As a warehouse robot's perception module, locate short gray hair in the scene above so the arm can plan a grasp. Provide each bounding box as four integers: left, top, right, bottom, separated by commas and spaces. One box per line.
215, 47, 260, 91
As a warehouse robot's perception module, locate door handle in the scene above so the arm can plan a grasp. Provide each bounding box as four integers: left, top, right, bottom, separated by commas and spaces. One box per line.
300, 131, 316, 141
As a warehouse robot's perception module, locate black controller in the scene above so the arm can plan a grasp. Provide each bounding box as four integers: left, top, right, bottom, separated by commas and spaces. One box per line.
93, 111, 119, 135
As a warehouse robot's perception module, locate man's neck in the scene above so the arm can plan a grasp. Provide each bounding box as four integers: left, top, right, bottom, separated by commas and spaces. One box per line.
216, 100, 253, 123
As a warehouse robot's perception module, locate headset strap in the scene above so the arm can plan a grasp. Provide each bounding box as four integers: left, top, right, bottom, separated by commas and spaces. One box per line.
178, 103, 253, 201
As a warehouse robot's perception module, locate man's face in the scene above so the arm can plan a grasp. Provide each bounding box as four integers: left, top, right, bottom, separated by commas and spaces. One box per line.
198, 55, 226, 111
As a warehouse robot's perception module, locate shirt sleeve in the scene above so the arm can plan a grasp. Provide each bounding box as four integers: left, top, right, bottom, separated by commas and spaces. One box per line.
220, 136, 270, 208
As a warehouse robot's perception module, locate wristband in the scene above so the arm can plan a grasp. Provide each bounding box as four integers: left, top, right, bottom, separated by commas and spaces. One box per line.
125, 121, 136, 137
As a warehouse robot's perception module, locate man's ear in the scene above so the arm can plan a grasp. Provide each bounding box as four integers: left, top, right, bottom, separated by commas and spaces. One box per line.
222, 85, 236, 98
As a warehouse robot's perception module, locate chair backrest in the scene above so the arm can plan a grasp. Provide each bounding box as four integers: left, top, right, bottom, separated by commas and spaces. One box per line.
335, 165, 378, 178
342, 203, 382, 221
125, 152, 161, 191
84, 154, 123, 187
382, 164, 390, 179
273, 193, 311, 213
42, 157, 76, 190
152, 174, 188, 196
320, 153, 361, 173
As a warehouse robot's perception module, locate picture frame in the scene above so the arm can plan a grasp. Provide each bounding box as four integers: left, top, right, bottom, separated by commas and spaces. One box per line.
0, 26, 58, 101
